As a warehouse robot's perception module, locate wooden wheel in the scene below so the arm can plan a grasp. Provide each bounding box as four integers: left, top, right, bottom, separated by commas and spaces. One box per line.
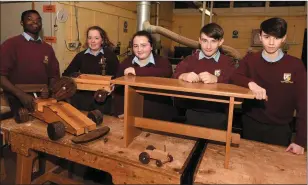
155, 160, 163, 167
139, 152, 150, 164
87, 109, 103, 125
51, 77, 77, 101
14, 107, 29, 123
47, 121, 66, 141
94, 89, 108, 103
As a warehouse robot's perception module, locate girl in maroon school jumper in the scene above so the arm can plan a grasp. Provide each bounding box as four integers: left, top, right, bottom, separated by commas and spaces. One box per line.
173, 23, 236, 130
231, 17, 306, 155
113, 31, 176, 120
62, 26, 119, 115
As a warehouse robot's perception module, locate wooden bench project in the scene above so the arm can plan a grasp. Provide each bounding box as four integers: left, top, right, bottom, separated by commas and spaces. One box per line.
112, 76, 255, 168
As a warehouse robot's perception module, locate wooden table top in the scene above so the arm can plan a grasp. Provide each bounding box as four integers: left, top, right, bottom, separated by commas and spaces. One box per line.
112, 76, 255, 99
194, 140, 307, 184
1, 116, 196, 178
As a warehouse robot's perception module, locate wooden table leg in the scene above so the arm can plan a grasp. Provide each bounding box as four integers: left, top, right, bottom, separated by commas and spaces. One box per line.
16, 150, 38, 184
124, 85, 144, 147
224, 97, 235, 169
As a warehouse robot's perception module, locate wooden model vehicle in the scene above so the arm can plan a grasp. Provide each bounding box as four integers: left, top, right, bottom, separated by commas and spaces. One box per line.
15, 84, 110, 142
139, 145, 173, 167
57, 73, 113, 103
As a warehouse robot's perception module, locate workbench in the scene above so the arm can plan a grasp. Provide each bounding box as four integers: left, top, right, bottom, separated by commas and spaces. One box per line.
194, 140, 307, 184
1, 116, 197, 184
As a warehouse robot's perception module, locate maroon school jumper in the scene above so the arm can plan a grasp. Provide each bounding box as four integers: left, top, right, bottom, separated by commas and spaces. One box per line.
231, 51, 307, 146
0, 34, 60, 84
172, 50, 236, 112
113, 55, 174, 119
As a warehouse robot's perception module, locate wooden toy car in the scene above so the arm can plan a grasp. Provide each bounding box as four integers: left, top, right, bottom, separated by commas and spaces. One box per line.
139, 145, 173, 167
15, 84, 109, 142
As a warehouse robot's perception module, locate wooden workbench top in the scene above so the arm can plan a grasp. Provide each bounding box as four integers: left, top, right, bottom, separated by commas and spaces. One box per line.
112, 76, 254, 99
1, 116, 197, 184
194, 140, 307, 184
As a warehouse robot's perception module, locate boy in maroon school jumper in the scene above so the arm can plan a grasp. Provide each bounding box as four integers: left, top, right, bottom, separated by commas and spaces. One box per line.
0, 10, 60, 120
173, 23, 236, 129
231, 17, 306, 154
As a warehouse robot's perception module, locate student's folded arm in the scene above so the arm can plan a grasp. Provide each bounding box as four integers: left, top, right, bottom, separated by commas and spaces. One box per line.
217, 59, 237, 84
294, 63, 307, 147
134, 58, 172, 77
62, 53, 82, 77
172, 57, 191, 79
115, 57, 132, 78
230, 55, 253, 88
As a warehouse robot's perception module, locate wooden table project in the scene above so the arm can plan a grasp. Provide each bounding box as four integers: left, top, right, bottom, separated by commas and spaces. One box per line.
1, 116, 197, 184
112, 76, 255, 168
194, 140, 307, 184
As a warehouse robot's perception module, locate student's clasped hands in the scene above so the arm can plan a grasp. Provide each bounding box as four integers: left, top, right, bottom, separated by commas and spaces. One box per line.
180, 72, 217, 84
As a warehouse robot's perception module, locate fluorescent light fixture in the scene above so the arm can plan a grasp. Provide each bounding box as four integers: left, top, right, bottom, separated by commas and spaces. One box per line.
199, 8, 214, 16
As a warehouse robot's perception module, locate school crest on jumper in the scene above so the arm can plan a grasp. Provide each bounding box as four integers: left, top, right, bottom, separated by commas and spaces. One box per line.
281, 73, 293, 83
43, 56, 48, 64
214, 69, 221, 77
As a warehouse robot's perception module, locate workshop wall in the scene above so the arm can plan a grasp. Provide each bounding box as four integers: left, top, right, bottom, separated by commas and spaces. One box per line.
171, 4, 307, 59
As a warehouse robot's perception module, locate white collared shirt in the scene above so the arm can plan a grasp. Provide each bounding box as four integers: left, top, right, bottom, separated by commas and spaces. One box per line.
262, 49, 284, 63
22, 32, 42, 42
84, 48, 104, 56
198, 49, 221, 62
132, 52, 155, 67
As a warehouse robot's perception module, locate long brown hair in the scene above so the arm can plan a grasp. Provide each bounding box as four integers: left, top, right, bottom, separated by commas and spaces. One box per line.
85, 26, 114, 48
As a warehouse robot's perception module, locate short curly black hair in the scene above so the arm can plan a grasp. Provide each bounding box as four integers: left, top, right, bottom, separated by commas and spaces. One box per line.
21, 10, 41, 22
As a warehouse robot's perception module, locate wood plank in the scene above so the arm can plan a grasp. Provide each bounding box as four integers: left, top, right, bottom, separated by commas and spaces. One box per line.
134, 117, 240, 144
194, 140, 307, 184
60, 102, 96, 131
225, 97, 235, 169
136, 89, 242, 104
77, 74, 112, 81
124, 86, 143, 147
74, 78, 111, 85
76, 83, 111, 92
47, 104, 87, 135
16, 150, 38, 184
35, 98, 57, 112
112, 76, 255, 99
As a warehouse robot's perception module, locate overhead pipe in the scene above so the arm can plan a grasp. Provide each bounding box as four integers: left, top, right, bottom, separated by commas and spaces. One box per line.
143, 21, 242, 60
201, 1, 206, 27
209, 1, 213, 23
137, 1, 151, 31
155, 2, 160, 26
